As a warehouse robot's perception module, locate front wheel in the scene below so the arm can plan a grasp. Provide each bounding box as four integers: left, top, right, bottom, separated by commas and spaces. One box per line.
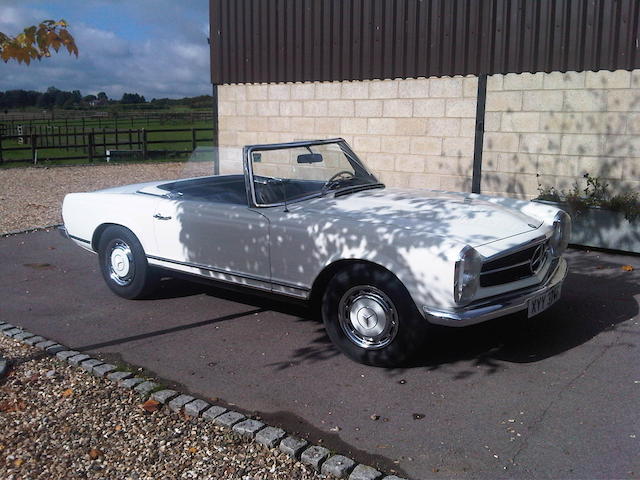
321, 264, 429, 367
98, 226, 158, 299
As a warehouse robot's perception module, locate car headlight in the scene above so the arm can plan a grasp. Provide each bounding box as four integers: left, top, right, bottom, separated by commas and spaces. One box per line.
454, 246, 483, 305
549, 210, 572, 257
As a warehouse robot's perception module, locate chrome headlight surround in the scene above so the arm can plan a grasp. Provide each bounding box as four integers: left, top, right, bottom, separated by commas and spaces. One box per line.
454, 245, 483, 306
549, 210, 572, 257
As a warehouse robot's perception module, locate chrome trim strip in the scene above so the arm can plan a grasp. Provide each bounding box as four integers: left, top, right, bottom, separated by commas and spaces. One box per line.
482, 235, 547, 262
424, 257, 568, 327
244, 138, 379, 209
480, 259, 530, 275
69, 233, 90, 245
146, 254, 310, 293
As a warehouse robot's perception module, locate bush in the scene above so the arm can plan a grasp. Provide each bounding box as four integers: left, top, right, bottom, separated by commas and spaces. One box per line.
536, 173, 639, 223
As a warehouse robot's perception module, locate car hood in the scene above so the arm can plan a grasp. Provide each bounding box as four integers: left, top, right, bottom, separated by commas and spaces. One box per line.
298, 187, 542, 247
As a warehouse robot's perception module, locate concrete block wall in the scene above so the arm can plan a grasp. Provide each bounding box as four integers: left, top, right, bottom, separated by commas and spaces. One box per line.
218, 69, 640, 199
483, 69, 640, 198
218, 76, 478, 191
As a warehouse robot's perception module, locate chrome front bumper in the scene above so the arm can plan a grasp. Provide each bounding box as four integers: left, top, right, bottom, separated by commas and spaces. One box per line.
423, 257, 568, 327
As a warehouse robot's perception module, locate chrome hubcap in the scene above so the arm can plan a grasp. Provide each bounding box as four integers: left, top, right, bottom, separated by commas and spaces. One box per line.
338, 286, 398, 350
109, 241, 134, 286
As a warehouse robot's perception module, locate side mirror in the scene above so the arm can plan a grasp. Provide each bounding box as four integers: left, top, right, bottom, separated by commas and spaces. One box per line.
297, 153, 323, 164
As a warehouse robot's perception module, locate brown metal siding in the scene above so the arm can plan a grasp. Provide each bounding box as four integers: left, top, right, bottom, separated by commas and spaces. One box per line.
210, 0, 640, 85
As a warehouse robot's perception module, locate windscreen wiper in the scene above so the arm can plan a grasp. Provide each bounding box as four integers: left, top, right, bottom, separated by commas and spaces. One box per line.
333, 183, 385, 197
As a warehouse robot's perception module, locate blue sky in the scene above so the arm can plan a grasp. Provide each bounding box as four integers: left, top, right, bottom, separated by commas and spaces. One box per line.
0, 0, 211, 99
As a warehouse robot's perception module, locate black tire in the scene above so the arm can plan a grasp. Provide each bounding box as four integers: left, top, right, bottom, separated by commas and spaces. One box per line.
321, 263, 429, 367
98, 225, 159, 299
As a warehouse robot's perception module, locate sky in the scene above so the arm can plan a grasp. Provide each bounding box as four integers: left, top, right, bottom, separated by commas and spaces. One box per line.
0, 0, 212, 99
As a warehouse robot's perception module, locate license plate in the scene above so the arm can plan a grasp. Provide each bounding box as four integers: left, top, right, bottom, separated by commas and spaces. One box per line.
527, 285, 561, 318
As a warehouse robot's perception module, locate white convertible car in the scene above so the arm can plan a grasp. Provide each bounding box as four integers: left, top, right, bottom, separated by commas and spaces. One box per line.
61, 138, 570, 366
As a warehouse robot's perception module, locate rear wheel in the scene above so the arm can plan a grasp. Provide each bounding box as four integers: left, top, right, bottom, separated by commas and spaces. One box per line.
321, 263, 429, 367
98, 226, 158, 299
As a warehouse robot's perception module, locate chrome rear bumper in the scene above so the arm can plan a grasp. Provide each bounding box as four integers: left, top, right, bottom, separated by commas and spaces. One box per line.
423, 257, 568, 327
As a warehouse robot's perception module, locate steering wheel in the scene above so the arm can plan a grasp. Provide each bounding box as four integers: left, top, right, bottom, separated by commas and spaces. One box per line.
326, 170, 355, 184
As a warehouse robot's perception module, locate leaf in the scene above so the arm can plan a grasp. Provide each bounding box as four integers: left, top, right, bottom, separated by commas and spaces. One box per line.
13, 458, 24, 467
188, 447, 198, 454
139, 399, 160, 413
622, 265, 634, 272
0, 400, 26, 412
88, 448, 102, 460
114, 425, 122, 431
61, 388, 73, 397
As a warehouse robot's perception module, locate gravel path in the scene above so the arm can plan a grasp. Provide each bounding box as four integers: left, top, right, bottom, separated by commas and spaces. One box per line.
0, 335, 324, 480
0, 162, 212, 234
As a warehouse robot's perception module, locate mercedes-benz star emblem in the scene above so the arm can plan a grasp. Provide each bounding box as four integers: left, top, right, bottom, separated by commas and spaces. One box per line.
357, 308, 377, 329
530, 244, 546, 274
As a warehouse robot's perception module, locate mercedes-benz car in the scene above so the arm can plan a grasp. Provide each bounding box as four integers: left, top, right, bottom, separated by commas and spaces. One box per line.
61, 138, 571, 367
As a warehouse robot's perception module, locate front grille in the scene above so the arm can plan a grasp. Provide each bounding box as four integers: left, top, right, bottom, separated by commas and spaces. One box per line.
480, 242, 547, 287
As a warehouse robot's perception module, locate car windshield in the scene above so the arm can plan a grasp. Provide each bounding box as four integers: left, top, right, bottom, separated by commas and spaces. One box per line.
248, 139, 381, 206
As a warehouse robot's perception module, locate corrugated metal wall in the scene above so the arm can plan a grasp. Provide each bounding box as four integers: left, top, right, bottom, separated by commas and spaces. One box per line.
210, 0, 640, 85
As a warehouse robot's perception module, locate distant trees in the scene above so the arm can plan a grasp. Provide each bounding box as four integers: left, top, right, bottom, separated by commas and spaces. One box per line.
120, 92, 146, 104
0, 88, 213, 110
0, 20, 78, 64
0, 87, 107, 109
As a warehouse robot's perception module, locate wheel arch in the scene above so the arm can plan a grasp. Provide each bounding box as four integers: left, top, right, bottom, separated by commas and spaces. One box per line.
92, 223, 135, 251
309, 259, 410, 316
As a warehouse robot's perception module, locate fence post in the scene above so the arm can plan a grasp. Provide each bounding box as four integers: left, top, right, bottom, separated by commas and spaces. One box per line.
191, 128, 196, 151
88, 131, 94, 162
142, 128, 148, 159
31, 134, 37, 163
0, 133, 3, 164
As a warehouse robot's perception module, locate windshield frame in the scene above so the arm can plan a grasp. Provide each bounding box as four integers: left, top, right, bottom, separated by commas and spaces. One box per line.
243, 138, 379, 208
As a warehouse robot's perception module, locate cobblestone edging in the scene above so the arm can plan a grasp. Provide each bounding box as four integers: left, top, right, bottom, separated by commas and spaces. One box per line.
0, 321, 407, 480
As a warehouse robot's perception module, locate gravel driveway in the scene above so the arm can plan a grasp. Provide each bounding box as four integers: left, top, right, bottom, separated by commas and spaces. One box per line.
0, 335, 323, 480
0, 162, 211, 234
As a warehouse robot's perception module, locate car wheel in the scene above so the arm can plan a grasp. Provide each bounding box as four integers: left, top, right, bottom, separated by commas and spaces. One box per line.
98, 225, 158, 299
321, 263, 429, 367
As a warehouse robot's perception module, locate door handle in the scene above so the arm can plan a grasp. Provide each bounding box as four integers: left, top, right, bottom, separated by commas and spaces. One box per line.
153, 213, 172, 220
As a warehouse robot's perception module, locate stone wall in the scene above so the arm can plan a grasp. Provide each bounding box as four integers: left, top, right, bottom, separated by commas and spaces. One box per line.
217, 70, 640, 198
483, 70, 640, 198
218, 76, 478, 191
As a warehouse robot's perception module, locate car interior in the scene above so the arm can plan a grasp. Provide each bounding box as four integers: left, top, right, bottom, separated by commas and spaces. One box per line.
156, 175, 324, 206
157, 175, 248, 205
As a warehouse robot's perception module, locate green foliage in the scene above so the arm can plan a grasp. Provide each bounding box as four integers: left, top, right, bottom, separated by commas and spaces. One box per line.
0, 20, 78, 64
537, 173, 640, 223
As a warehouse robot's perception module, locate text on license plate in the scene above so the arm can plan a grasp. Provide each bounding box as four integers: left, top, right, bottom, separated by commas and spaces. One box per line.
527, 285, 562, 318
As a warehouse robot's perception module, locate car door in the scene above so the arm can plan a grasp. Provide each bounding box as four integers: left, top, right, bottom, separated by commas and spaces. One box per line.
149, 196, 271, 291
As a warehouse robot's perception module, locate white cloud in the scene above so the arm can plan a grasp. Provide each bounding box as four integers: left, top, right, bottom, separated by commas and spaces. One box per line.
0, 3, 211, 99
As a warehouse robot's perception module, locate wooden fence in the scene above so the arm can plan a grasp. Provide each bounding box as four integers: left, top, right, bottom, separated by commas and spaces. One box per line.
0, 127, 214, 164
0, 110, 213, 136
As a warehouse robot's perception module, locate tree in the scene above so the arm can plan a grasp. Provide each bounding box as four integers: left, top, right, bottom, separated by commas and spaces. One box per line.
0, 20, 78, 64
120, 93, 146, 104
